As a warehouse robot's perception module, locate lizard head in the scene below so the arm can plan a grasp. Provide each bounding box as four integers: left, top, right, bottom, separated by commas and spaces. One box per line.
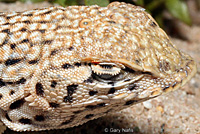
74, 1, 197, 101
22, 2, 196, 129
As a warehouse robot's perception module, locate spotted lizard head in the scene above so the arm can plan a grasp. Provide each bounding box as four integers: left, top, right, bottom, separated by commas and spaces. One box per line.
0, 2, 197, 132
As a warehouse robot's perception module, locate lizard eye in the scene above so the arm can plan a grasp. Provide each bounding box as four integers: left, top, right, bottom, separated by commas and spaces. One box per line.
91, 63, 125, 81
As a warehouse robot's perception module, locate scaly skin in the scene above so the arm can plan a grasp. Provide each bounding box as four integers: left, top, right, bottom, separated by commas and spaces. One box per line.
0, 2, 197, 132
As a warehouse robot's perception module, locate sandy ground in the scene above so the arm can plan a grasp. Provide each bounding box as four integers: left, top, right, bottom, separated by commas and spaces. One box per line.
0, 2, 200, 134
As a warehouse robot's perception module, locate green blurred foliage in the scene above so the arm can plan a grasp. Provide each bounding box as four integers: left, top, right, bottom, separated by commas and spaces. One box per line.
165, 0, 191, 25
0, 0, 16, 2
85, 0, 109, 6
50, 0, 109, 7
0, 0, 192, 26
20, 0, 45, 3
53, 0, 78, 6
133, 0, 192, 26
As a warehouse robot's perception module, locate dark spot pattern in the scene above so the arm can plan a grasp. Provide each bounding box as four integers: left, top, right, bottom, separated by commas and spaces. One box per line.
5, 59, 21, 66
3, 22, 9, 25
39, 29, 45, 33
19, 118, 31, 124
50, 50, 57, 55
10, 90, 15, 95
163, 86, 170, 91
0, 94, 2, 99
1, 78, 26, 86
34, 115, 45, 121
6, 81, 14, 85
85, 114, 94, 119
50, 81, 57, 88
6, 113, 12, 121
6, 16, 11, 20
68, 46, 74, 51
172, 82, 177, 88
1, 29, 10, 34
38, 21, 49, 24
30, 43, 35, 47
10, 44, 16, 49
28, 60, 38, 64
67, 85, 78, 95
107, 21, 116, 24
89, 90, 98, 96
16, 77, 26, 84
20, 28, 27, 32
2, 39, 9, 45
74, 63, 81, 67
20, 39, 29, 43
108, 88, 115, 94
42, 40, 52, 44
49, 102, 59, 108
35, 82, 44, 96
10, 99, 25, 109
63, 84, 78, 103
26, 13, 33, 16
62, 63, 73, 69
44, 10, 52, 14
125, 100, 137, 105
128, 84, 137, 91
23, 20, 31, 24
135, 60, 139, 63
63, 96, 73, 103
0, 79, 6, 87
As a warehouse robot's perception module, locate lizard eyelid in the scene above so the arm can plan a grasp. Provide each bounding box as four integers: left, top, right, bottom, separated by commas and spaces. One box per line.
91, 62, 126, 81
91, 63, 121, 74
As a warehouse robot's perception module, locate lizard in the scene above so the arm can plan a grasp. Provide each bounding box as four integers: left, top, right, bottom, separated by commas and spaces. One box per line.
0, 2, 197, 132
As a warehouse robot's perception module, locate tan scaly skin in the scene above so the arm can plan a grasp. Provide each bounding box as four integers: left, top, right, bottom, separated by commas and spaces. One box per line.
0, 2, 197, 133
